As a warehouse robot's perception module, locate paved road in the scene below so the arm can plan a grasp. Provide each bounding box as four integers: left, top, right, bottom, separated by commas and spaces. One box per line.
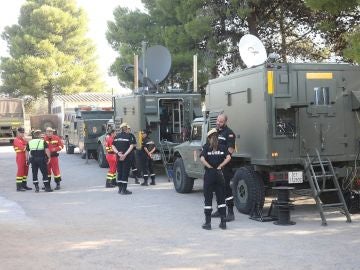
0, 145, 359, 270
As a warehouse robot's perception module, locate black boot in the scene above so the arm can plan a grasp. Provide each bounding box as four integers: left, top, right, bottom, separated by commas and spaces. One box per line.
55, 182, 61, 190
150, 177, 156, 185
225, 207, 235, 222
202, 215, 211, 230
22, 181, 32, 190
211, 210, 220, 218
34, 183, 40, 193
16, 182, 26, 192
118, 183, 123, 194
111, 179, 117, 186
141, 179, 149, 186
44, 182, 53, 192
121, 183, 132, 195
134, 176, 140, 184
219, 217, 227, 230
106, 181, 114, 188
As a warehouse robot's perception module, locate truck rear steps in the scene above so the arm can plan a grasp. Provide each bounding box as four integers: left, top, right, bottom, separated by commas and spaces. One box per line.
304, 149, 351, 226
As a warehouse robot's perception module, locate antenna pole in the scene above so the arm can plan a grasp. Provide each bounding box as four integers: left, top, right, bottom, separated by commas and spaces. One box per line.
193, 54, 198, 92
134, 54, 139, 92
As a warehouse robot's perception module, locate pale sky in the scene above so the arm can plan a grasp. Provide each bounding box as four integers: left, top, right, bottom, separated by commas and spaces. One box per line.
0, 0, 144, 93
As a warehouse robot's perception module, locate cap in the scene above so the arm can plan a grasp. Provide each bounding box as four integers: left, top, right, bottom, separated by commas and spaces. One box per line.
207, 128, 218, 137
17, 127, 25, 133
127, 125, 131, 129
46, 127, 55, 132
119, 122, 128, 129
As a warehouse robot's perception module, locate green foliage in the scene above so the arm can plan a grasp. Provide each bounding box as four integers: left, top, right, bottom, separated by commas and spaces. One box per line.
0, 0, 104, 112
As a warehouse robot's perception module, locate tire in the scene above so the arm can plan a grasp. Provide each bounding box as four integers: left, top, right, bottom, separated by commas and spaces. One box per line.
232, 167, 265, 214
173, 158, 194, 193
97, 144, 109, 168
65, 139, 74, 154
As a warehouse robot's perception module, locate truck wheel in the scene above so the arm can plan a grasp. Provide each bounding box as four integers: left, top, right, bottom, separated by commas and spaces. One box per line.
65, 139, 74, 154
173, 158, 194, 193
97, 144, 109, 168
232, 167, 265, 214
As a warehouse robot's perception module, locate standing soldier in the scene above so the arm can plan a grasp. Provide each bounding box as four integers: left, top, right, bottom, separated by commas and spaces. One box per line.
200, 128, 231, 230
26, 130, 52, 192
212, 114, 236, 222
112, 123, 136, 195
140, 130, 156, 186
104, 128, 117, 188
13, 127, 31, 191
44, 127, 63, 190
126, 125, 140, 184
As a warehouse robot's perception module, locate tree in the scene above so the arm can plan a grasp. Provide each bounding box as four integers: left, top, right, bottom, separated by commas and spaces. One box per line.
0, 0, 104, 113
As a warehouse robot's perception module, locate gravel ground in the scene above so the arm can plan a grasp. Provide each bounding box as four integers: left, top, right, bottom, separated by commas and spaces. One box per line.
1, 145, 360, 270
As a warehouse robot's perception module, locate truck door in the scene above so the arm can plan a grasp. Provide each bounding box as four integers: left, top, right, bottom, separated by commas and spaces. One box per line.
298, 71, 346, 156
184, 122, 203, 175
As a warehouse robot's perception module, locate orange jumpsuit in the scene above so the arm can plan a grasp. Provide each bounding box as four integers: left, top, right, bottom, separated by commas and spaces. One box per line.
13, 136, 29, 184
44, 135, 63, 184
105, 135, 117, 186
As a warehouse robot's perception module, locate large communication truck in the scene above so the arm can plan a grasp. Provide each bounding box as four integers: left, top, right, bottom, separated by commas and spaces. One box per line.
63, 107, 113, 158
0, 97, 25, 143
173, 62, 360, 224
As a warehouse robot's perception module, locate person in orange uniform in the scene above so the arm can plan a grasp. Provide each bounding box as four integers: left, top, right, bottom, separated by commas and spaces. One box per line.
105, 128, 117, 188
13, 127, 31, 191
44, 127, 63, 190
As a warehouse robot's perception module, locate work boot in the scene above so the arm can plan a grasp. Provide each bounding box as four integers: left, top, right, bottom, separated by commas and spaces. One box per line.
225, 208, 235, 222
141, 179, 149, 186
150, 178, 156, 185
16, 183, 26, 192
211, 210, 220, 218
22, 181, 32, 190
134, 177, 140, 184
111, 179, 117, 186
219, 217, 227, 230
118, 183, 123, 194
121, 189, 132, 195
34, 183, 40, 193
44, 182, 53, 192
202, 215, 211, 230
55, 182, 61, 190
106, 181, 114, 188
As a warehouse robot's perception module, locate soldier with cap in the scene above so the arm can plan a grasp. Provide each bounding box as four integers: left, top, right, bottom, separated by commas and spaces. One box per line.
44, 127, 64, 190
13, 127, 31, 191
200, 128, 231, 230
140, 129, 156, 186
112, 122, 136, 194
212, 113, 236, 222
104, 128, 117, 188
26, 130, 52, 192
126, 125, 140, 184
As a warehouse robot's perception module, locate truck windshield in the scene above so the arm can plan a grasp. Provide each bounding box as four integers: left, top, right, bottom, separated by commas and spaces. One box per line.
0, 100, 23, 118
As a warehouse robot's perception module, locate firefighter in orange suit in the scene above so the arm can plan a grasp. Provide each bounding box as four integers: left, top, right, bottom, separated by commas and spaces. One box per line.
105, 128, 117, 188
44, 127, 63, 190
13, 127, 31, 191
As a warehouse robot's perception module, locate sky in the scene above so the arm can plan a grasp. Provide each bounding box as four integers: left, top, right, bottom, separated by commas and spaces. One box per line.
0, 0, 144, 93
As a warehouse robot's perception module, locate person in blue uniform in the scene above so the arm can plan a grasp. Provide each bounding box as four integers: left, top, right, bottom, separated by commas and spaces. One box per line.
140, 130, 156, 186
200, 128, 231, 230
112, 123, 136, 195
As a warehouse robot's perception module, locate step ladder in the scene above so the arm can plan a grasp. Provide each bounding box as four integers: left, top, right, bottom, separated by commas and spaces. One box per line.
159, 140, 178, 182
303, 149, 351, 226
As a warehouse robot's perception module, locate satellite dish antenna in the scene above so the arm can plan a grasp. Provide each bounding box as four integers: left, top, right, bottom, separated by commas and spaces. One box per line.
139, 45, 172, 86
238, 34, 267, 68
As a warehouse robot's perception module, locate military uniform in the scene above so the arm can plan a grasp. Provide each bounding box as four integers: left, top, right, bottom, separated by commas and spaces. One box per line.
216, 125, 236, 221
128, 132, 140, 184
27, 137, 52, 192
140, 135, 156, 186
105, 134, 117, 187
200, 136, 230, 230
112, 131, 136, 194
13, 128, 31, 191
44, 132, 63, 190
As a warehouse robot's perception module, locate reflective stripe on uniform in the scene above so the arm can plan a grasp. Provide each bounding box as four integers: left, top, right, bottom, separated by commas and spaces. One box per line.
218, 204, 226, 208
225, 196, 233, 201
204, 206, 212, 209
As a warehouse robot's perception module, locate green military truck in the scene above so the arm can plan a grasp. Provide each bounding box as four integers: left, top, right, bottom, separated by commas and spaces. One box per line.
0, 97, 25, 143
172, 63, 360, 224
63, 107, 113, 159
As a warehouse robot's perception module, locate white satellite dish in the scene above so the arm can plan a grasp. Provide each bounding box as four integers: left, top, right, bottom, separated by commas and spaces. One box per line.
238, 34, 267, 68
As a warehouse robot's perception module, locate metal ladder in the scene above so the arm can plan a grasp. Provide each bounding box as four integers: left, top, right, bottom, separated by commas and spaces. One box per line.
303, 149, 351, 226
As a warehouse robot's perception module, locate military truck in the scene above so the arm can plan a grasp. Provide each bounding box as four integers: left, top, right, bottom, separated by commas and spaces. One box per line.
0, 97, 25, 143
172, 62, 360, 220
63, 107, 113, 159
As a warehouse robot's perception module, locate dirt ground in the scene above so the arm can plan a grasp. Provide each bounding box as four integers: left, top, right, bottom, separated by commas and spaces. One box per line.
1, 145, 360, 270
